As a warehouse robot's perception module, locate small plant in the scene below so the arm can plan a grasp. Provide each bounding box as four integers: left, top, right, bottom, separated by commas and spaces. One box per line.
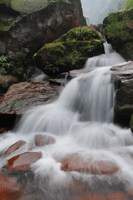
0, 55, 14, 75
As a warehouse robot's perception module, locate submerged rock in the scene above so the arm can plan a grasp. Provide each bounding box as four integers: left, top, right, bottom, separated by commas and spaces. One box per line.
35, 134, 56, 147
6, 152, 42, 171
68, 191, 127, 200
5, 140, 26, 154
34, 26, 104, 76
60, 153, 119, 175
0, 174, 23, 200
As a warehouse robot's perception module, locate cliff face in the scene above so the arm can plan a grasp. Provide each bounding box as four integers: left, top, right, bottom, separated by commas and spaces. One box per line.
0, 0, 86, 56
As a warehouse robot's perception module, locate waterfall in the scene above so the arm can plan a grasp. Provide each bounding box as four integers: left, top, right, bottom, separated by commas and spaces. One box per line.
85, 42, 126, 68
1, 43, 133, 199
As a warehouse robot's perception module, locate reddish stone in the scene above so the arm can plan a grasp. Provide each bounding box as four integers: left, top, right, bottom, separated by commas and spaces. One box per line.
67, 191, 127, 200
35, 134, 56, 147
60, 154, 119, 175
0, 81, 59, 115
5, 140, 26, 154
0, 174, 23, 200
6, 152, 42, 171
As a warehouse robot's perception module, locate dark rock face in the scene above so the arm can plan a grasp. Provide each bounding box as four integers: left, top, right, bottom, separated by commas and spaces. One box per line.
34, 26, 104, 76
110, 61, 133, 126
0, 0, 86, 57
103, 8, 133, 60
0, 75, 18, 93
0, 0, 86, 80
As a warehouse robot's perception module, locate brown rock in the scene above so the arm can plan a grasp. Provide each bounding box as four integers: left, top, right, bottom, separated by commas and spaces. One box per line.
0, 81, 60, 115
60, 154, 119, 175
0, 174, 23, 200
5, 140, 26, 154
6, 152, 42, 171
35, 134, 56, 147
67, 191, 127, 200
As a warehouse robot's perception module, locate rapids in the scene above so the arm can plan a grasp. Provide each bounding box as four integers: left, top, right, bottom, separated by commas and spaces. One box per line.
1, 43, 133, 199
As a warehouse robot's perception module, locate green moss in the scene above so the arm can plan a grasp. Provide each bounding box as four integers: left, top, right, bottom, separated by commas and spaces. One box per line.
0, 98, 35, 111
54, 26, 101, 43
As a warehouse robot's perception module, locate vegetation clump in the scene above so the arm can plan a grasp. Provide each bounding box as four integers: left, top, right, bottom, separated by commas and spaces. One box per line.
0, 54, 33, 81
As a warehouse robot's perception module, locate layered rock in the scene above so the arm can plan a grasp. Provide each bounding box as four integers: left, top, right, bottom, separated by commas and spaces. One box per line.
0, 81, 60, 129
110, 61, 133, 126
34, 26, 104, 76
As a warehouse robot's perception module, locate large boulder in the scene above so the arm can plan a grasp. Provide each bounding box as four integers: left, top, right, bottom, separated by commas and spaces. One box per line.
0, 0, 86, 80
103, 5, 133, 60
0, 81, 60, 129
34, 26, 104, 76
110, 61, 133, 126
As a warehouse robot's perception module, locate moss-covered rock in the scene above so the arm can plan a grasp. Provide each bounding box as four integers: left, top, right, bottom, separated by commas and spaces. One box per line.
103, 5, 133, 60
34, 26, 104, 76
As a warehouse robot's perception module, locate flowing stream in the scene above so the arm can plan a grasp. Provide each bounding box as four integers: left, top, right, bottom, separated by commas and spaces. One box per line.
1, 43, 133, 199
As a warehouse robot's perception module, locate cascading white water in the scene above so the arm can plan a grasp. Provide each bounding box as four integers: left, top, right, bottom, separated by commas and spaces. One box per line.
1, 43, 133, 199
85, 42, 126, 68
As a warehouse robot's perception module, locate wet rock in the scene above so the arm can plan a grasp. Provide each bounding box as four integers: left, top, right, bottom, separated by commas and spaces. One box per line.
60, 154, 119, 175
6, 152, 42, 171
0, 174, 23, 200
0, 81, 60, 115
35, 134, 56, 147
5, 140, 26, 154
68, 191, 127, 200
